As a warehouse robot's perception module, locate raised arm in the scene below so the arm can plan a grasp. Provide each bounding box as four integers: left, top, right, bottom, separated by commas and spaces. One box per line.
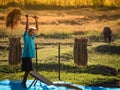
33, 16, 39, 31
25, 15, 29, 32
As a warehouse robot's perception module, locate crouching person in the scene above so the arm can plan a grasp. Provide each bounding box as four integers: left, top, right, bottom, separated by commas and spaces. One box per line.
103, 27, 112, 43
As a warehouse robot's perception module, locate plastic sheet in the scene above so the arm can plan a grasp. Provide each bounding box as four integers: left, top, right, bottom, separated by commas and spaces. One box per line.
0, 79, 120, 90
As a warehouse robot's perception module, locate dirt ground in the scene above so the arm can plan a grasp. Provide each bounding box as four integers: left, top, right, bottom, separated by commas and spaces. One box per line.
0, 8, 120, 33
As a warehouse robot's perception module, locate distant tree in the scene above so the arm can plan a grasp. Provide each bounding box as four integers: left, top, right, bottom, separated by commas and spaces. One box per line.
92, 0, 105, 7
114, 0, 120, 6
0, 0, 8, 6
24, 0, 29, 6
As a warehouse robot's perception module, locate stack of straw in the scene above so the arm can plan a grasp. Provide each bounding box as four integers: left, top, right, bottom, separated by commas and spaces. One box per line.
6, 8, 22, 29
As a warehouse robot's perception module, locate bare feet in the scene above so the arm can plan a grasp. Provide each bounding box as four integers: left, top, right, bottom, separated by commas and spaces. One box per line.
21, 82, 27, 88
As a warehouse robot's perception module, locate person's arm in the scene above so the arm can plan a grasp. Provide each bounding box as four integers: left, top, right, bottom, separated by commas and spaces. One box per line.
35, 16, 39, 31
25, 15, 29, 32
33, 16, 39, 33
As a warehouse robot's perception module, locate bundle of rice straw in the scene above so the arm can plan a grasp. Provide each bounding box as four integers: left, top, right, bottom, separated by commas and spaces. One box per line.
6, 8, 22, 29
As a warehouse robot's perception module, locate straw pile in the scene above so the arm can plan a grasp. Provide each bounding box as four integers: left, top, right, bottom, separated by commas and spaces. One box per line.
6, 8, 22, 29
74, 38, 88, 67
8, 36, 22, 65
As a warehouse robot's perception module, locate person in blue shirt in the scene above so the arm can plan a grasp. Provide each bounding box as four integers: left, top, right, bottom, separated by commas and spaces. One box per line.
21, 15, 39, 88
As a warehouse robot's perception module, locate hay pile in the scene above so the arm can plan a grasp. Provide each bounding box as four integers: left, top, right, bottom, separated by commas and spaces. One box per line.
8, 36, 22, 65
6, 8, 22, 29
74, 38, 88, 66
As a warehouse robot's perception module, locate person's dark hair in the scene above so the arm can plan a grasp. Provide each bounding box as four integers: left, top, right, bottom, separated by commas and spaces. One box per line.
28, 27, 36, 33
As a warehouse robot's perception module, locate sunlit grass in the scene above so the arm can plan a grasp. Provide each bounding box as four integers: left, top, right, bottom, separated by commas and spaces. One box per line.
0, 41, 120, 85
0, 66, 118, 86
89, 53, 120, 70
0, 8, 120, 39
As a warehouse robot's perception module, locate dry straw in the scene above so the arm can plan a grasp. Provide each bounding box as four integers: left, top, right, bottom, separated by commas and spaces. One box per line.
6, 7, 22, 29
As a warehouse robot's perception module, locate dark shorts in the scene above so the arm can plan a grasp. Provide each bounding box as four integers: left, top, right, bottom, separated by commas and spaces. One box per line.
21, 57, 32, 72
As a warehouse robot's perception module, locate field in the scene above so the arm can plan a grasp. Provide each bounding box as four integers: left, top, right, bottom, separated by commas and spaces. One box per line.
0, 7, 120, 87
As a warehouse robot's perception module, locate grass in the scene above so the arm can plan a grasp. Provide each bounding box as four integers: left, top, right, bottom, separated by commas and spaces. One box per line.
0, 7, 120, 87
0, 7, 120, 42
38, 32, 71, 39
0, 40, 120, 86
1, 7, 120, 39
0, 67, 117, 86
89, 53, 120, 70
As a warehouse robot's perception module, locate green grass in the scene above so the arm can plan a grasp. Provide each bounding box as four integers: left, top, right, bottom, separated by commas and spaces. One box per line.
0, 40, 120, 86
89, 53, 120, 70
0, 50, 8, 61
0, 3, 120, 87
0, 64, 118, 86
38, 32, 71, 39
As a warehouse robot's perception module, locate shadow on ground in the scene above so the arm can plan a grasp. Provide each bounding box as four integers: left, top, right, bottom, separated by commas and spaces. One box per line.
0, 63, 117, 76
32, 63, 118, 76
95, 45, 120, 54
0, 63, 119, 87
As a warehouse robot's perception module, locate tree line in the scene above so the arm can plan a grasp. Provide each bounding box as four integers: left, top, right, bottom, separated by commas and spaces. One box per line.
0, 0, 120, 8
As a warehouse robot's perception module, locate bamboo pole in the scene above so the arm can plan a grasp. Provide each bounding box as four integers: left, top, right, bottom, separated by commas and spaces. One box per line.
58, 43, 61, 80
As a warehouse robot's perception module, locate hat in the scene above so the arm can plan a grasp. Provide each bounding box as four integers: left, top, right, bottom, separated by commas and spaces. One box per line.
29, 27, 36, 30
28, 27, 36, 33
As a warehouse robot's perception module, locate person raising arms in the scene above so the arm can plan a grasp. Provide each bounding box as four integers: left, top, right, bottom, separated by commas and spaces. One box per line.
21, 15, 39, 88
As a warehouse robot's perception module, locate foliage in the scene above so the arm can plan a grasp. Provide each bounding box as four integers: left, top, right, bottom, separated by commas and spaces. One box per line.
0, 29, 8, 36
72, 31, 88, 35
0, 65, 21, 73
0, 0, 120, 9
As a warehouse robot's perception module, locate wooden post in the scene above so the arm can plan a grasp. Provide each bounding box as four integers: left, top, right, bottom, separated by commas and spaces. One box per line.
35, 43, 38, 72
8, 36, 22, 65
58, 43, 61, 80
73, 38, 88, 67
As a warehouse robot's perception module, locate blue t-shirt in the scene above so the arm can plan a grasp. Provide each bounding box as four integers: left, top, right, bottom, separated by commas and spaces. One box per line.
22, 31, 37, 58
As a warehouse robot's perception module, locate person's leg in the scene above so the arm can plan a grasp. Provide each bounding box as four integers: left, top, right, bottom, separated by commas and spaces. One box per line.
21, 57, 32, 88
21, 71, 29, 88
108, 36, 112, 43
104, 36, 107, 42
